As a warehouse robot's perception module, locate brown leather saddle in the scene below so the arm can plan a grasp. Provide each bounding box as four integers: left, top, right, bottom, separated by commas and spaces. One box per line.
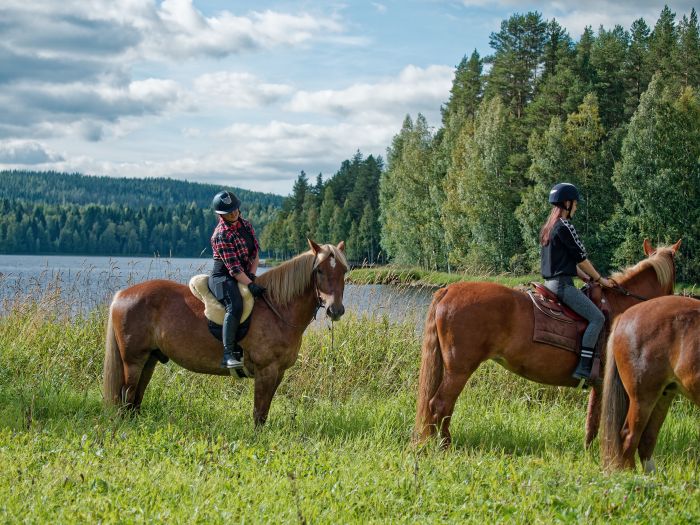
527, 282, 604, 354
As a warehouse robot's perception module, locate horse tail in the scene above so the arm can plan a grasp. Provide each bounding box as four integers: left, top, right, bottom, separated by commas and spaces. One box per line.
414, 286, 449, 443
103, 299, 124, 406
600, 321, 629, 470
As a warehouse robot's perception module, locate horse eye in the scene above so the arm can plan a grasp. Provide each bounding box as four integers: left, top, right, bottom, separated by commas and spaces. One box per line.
317, 269, 323, 275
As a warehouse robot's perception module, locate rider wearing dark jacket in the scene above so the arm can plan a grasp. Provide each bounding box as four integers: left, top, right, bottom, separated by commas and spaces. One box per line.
209, 191, 266, 369
540, 183, 613, 380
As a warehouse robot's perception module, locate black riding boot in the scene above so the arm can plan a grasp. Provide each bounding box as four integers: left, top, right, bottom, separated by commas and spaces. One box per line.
572, 346, 594, 380
221, 310, 243, 369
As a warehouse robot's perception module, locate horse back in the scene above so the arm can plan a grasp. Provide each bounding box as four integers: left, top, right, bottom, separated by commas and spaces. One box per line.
437, 281, 532, 337
110, 279, 204, 348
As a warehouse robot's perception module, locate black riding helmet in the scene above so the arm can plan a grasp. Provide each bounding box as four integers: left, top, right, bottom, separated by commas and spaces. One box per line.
212, 191, 241, 215
548, 183, 580, 210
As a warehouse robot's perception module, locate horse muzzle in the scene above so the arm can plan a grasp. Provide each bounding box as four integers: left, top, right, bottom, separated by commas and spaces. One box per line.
326, 303, 345, 321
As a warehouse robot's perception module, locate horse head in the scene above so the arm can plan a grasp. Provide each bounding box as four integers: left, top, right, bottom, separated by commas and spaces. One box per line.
308, 239, 348, 321
609, 238, 682, 302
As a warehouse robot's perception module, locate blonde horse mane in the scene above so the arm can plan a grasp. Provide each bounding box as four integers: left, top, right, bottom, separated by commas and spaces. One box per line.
610, 245, 675, 292
257, 244, 348, 306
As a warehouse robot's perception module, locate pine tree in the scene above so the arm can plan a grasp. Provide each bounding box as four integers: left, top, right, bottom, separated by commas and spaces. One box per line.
677, 9, 700, 88
624, 18, 652, 119
648, 6, 679, 81
590, 25, 628, 130
442, 50, 483, 126
485, 12, 548, 119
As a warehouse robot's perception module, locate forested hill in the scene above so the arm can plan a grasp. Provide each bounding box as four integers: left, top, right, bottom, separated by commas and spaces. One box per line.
0, 171, 283, 258
0, 171, 283, 209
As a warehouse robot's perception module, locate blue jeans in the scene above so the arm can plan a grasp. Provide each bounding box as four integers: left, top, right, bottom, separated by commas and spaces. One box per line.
544, 277, 605, 349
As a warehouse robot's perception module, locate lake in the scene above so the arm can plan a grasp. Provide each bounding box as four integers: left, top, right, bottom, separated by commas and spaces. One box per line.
0, 255, 435, 326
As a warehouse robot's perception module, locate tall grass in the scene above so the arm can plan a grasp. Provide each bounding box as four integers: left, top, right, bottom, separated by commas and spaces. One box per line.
1, 288, 699, 523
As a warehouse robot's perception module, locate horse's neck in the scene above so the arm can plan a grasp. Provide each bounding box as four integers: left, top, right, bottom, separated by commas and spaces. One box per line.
282, 283, 320, 331
607, 268, 666, 315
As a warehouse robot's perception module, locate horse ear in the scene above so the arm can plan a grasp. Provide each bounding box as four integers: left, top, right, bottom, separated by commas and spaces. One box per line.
337, 240, 346, 252
643, 238, 654, 256
671, 239, 682, 254
307, 238, 321, 255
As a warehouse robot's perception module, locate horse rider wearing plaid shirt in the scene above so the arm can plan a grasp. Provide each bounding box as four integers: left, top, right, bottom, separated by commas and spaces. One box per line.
209, 191, 266, 369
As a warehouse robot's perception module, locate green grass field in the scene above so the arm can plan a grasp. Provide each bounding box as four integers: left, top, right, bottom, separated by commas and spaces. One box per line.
1, 294, 699, 523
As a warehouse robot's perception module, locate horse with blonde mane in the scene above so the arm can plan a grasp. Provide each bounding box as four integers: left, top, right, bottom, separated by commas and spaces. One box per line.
601, 293, 700, 471
103, 240, 347, 426
415, 239, 680, 448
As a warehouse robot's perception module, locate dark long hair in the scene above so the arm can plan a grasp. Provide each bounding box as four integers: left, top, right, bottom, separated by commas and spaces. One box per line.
540, 206, 564, 246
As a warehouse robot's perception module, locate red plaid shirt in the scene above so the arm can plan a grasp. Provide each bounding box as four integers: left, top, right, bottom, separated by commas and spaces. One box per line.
210, 216, 260, 277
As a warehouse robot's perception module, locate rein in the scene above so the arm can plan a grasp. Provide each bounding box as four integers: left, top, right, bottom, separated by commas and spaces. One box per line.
608, 280, 651, 302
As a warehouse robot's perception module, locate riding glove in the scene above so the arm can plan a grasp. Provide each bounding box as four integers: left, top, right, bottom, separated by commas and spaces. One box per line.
248, 282, 266, 298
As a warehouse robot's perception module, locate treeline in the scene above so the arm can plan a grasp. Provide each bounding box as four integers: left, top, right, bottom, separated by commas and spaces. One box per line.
378, 6, 700, 281
0, 172, 282, 257
0, 171, 283, 209
261, 153, 384, 263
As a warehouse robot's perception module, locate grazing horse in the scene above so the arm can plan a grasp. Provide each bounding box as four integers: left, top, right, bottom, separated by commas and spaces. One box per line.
103, 240, 347, 426
601, 294, 700, 471
415, 239, 681, 447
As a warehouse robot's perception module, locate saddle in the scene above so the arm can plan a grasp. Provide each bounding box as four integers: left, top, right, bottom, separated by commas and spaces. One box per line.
188, 274, 254, 342
527, 282, 608, 356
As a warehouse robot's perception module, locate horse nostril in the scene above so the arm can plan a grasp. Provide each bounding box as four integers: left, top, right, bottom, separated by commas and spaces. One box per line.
338, 305, 345, 317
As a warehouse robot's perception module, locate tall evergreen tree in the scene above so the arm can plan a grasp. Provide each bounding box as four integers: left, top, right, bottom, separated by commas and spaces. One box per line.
648, 6, 679, 81
624, 18, 652, 119
442, 50, 483, 126
677, 9, 700, 88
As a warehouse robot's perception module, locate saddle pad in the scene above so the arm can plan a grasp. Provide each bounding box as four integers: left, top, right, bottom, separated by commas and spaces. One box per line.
528, 290, 585, 353
188, 274, 254, 325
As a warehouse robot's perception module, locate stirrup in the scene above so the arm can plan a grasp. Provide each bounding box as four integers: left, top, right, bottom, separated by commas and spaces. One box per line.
221, 353, 243, 369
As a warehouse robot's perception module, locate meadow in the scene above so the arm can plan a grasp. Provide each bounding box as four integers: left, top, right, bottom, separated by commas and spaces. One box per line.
1, 288, 699, 523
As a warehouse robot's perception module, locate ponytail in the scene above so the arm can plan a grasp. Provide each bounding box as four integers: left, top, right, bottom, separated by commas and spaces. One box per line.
540, 206, 564, 246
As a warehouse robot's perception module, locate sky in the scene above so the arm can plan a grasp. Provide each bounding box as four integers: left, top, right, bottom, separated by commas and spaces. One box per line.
0, 1, 695, 195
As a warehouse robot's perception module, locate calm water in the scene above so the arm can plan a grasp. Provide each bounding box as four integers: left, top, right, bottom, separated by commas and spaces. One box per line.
0, 255, 434, 325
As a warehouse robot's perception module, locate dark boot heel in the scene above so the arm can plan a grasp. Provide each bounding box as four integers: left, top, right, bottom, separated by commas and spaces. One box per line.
573, 347, 595, 380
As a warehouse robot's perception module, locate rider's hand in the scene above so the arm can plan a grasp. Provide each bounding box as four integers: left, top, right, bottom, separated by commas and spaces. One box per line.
599, 277, 614, 288
247, 282, 266, 298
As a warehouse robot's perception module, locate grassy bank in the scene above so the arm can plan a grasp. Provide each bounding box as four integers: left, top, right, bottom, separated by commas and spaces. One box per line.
347, 267, 538, 288
1, 297, 699, 523
347, 266, 699, 294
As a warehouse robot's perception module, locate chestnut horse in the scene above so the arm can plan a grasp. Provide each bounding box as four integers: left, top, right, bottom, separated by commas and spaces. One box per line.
415, 240, 681, 447
103, 240, 347, 426
601, 294, 700, 471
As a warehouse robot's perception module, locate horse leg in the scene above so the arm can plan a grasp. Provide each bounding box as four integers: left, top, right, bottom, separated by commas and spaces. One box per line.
584, 386, 602, 449
253, 365, 284, 427
121, 353, 150, 411
637, 389, 676, 473
133, 353, 159, 411
429, 367, 476, 448
619, 397, 655, 470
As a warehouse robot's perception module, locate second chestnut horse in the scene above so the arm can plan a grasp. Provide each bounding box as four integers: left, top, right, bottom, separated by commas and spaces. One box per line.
415, 239, 681, 447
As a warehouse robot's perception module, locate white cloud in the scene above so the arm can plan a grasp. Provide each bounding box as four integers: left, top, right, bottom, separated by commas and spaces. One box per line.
193, 72, 293, 109
0, 140, 64, 164
139, 2, 345, 59
287, 65, 453, 121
